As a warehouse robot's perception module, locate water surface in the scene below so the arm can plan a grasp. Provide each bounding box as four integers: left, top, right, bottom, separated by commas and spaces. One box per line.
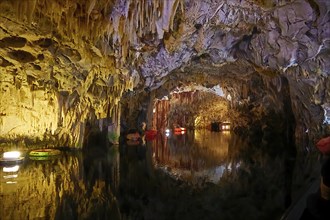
0, 130, 319, 220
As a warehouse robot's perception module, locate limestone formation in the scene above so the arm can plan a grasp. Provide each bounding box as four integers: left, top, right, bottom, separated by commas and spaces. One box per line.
0, 0, 328, 148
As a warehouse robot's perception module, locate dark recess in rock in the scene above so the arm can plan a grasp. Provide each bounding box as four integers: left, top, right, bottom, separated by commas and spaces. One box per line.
33, 64, 41, 70
37, 54, 45, 60
8, 50, 36, 63
0, 36, 27, 48
34, 38, 53, 48
194, 23, 202, 30
58, 47, 81, 62
0, 57, 13, 67
27, 75, 37, 85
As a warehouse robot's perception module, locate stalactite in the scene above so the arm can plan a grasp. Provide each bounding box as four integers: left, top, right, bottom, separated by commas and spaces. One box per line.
27, 0, 37, 23
86, 0, 97, 26
169, 0, 181, 31
7, 0, 184, 64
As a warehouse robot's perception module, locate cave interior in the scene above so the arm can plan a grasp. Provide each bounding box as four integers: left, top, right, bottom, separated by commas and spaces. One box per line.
0, 0, 329, 152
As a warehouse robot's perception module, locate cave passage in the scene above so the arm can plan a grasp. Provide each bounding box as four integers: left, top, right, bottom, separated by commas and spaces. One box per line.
0, 0, 329, 220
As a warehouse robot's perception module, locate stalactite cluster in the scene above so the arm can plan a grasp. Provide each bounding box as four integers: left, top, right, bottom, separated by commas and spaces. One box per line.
0, 0, 328, 148
6, 0, 184, 66
151, 90, 228, 130
0, 0, 186, 147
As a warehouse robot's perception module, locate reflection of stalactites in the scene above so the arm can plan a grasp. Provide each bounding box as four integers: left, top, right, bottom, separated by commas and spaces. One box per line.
111, 148, 120, 192
72, 179, 121, 219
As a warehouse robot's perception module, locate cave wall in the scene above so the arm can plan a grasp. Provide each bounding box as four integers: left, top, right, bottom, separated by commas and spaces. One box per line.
143, 0, 330, 144
224, 74, 296, 148
0, 73, 59, 140
242, 0, 330, 143
0, 0, 329, 148
0, 8, 130, 147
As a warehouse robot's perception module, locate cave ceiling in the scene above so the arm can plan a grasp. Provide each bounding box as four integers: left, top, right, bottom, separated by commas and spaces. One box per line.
1, 0, 328, 89
0, 0, 329, 145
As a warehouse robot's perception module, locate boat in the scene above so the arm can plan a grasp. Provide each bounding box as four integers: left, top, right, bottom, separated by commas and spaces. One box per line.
220, 122, 231, 131
29, 149, 61, 158
173, 127, 186, 135
126, 132, 141, 141
125, 130, 142, 146
145, 130, 157, 140
126, 132, 140, 141
0, 151, 25, 165
174, 127, 186, 132
126, 139, 141, 146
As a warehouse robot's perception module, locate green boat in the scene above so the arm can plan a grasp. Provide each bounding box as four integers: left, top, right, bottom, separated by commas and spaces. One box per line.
29, 149, 61, 157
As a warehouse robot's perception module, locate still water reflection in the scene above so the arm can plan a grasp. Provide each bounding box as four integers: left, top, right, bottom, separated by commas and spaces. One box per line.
0, 130, 316, 220
152, 130, 232, 183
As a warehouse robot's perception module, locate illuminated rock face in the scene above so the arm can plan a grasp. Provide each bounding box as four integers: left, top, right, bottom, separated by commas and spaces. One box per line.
0, 0, 329, 148
166, 91, 228, 129
0, 73, 59, 140
0, 6, 128, 146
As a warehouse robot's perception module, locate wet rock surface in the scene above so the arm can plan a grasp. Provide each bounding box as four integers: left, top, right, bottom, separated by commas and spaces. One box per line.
0, 1, 329, 148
